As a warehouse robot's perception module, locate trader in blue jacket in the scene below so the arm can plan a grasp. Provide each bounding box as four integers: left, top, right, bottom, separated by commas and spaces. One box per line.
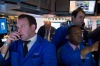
58, 25, 99, 66
0, 14, 57, 66
51, 7, 85, 49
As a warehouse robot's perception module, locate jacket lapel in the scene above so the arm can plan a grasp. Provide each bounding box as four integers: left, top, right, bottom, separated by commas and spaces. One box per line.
22, 35, 42, 65
17, 40, 24, 56
17, 40, 25, 64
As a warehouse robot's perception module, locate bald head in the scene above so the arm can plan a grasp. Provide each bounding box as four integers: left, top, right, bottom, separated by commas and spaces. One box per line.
44, 21, 51, 30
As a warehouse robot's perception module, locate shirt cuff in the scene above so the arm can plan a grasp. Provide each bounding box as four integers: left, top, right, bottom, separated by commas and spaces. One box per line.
2, 51, 9, 60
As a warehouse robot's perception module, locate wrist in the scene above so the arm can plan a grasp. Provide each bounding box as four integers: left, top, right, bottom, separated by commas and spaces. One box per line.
4, 42, 10, 47
88, 46, 93, 52
81, 47, 88, 57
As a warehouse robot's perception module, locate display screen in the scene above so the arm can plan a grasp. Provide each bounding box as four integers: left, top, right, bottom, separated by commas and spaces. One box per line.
51, 22, 61, 29
70, 1, 96, 14
0, 18, 7, 34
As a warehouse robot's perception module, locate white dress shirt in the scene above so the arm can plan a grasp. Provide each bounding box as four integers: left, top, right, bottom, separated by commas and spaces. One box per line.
27, 34, 37, 51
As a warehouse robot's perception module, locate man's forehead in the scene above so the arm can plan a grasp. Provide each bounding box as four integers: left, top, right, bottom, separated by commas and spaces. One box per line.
77, 11, 85, 17
71, 27, 81, 31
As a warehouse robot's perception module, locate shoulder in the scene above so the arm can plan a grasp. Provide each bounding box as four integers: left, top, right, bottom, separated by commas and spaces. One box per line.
55, 26, 68, 33
39, 25, 45, 29
37, 35, 55, 47
58, 43, 70, 52
51, 26, 56, 30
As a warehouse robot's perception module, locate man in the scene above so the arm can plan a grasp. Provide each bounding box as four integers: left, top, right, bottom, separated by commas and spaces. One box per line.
58, 25, 99, 66
51, 7, 85, 49
0, 14, 57, 66
38, 21, 56, 41
88, 26, 100, 66
81, 22, 88, 46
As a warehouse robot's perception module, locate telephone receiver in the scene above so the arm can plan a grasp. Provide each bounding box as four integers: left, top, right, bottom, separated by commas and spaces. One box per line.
14, 26, 18, 32
14, 26, 21, 39
15, 29, 21, 40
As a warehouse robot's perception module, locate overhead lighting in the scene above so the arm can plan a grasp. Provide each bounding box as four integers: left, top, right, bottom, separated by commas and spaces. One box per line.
2, 14, 4, 15
14, 16, 18, 17
42, 14, 55, 17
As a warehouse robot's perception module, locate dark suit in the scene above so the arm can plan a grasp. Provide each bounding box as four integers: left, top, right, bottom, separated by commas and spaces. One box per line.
38, 25, 56, 41
58, 42, 96, 66
0, 35, 57, 66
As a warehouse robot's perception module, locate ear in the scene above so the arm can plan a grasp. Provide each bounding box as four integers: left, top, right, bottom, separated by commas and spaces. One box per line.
72, 16, 74, 20
31, 24, 36, 30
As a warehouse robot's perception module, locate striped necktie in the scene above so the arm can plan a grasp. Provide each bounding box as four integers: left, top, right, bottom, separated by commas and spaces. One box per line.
46, 30, 49, 39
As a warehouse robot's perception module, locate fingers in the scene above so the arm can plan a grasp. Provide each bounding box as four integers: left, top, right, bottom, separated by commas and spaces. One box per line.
6, 32, 21, 44
92, 41, 99, 51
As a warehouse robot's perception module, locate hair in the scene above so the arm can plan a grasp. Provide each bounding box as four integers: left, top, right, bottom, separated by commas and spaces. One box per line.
18, 14, 37, 29
72, 7, 85, 18
67, 25, 81, 35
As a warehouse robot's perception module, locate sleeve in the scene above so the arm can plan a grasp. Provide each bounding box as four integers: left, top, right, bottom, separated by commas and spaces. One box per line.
51, 27, 67, 48
0, 54, 4, 64
2, 52, 9, 60
0, 51, 10, 66
90, 54, 96, 66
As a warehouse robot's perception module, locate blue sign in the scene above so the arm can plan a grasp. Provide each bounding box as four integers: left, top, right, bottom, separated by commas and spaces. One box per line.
0, 18, 7, 34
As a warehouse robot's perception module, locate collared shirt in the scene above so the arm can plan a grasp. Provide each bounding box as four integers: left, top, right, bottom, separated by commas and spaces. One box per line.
68, 41, 84, 59
68, 41, 80, 51
27, 34, 37, 51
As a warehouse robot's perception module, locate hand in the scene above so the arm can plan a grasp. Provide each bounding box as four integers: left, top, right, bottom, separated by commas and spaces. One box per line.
6, 31, 21, 44
81, 41, 99, 57
90, 41, 99, 52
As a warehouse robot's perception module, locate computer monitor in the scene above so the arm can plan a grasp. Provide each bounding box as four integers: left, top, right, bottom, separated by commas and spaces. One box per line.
51, 22, 61, 29
69, 1, 96, 14
0, 18, 7, 34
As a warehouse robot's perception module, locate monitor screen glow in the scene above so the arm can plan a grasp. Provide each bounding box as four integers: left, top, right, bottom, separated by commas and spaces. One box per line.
70, 1, 96, 14
51, 22, 61, 29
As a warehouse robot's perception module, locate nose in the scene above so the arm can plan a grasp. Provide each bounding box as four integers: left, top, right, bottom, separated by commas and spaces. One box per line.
78, 33, 82, 38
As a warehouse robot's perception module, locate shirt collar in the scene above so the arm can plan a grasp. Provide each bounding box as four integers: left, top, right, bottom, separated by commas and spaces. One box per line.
68, 41, 80, 50
28, 34, 37, 43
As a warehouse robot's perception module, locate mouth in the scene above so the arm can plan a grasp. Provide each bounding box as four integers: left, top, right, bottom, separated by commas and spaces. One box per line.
20, 34, 23, 38
78, 38, 82, 42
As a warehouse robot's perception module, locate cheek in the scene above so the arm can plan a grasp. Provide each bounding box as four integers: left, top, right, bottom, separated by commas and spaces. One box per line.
74, 36, 80, 40
76, 18, 81, 22
71, 36, 76, 41
22, 28, 30, 35
77, 36, 82, 41
75, 19, 80, 24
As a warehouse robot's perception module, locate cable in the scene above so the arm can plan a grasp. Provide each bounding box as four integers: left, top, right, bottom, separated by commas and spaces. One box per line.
0, 46, 9, 66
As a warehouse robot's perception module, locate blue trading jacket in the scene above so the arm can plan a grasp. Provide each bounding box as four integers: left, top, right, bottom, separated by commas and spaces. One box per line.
0, 35, 57, 66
